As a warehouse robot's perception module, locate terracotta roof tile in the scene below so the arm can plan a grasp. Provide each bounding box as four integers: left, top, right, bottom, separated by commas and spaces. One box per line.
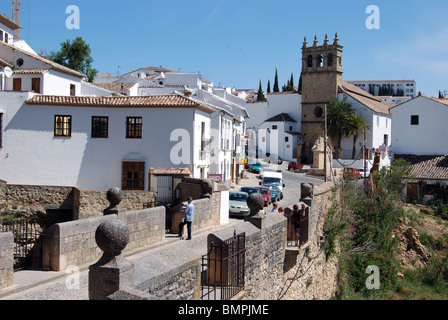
25, 94, 216, 113
13, 69, 49, 74
339, 81, 393, 115
394, 154, 448, 180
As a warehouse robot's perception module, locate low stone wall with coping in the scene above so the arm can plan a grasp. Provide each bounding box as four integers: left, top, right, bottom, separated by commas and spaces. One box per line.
42, 206, 166, 271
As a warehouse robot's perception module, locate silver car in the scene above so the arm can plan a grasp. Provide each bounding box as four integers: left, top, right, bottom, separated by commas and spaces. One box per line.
229, 191, 250, 218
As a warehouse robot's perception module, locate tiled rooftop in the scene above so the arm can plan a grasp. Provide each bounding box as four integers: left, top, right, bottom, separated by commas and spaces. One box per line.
25, 94, 216, 113
394, 154, 448, 180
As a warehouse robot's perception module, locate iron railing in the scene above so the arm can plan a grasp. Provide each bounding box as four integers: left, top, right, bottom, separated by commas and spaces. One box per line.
201, 232, 246, 300
0, 216, 42, 270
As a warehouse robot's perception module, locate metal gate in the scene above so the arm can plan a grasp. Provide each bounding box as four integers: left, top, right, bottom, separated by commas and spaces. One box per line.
0, 216, 42, 270
201, 232, 246, 300
299, 207, 309, 247
156, 175, 173, 204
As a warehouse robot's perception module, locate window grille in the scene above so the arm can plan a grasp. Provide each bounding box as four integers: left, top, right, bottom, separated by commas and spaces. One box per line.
54, 115, 72, 137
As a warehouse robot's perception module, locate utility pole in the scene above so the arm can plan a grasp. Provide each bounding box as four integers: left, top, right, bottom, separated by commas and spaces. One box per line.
363, 124, 367, 181
324, 105, 327, 182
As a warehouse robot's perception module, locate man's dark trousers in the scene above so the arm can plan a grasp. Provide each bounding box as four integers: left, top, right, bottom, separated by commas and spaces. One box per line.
179, 220, 192, 239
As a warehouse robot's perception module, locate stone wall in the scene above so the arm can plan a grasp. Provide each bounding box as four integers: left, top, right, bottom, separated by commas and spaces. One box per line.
169, 192, 221, 234
42, 207, 166, 271
90, 181, 343, 301
279, 181, 341, 300
4, 184, 74, 212
0, 182, 155, 223
0, 232, 14, 289
74, 188, 156, 220
0, 180, 7, 208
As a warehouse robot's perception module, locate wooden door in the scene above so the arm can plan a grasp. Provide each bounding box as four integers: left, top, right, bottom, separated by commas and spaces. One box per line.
122, 161, 145, 190
13, 78, 22, 91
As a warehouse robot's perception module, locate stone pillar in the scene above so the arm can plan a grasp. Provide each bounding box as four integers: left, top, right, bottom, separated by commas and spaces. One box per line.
88, 219, 135, 300
0, 232, 14, 289
245, 193, 266, 230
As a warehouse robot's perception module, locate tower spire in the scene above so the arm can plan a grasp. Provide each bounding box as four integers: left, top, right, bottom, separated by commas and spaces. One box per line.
333, 32, 339, 45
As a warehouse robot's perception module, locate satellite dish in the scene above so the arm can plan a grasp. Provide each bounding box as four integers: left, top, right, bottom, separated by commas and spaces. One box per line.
3, 67, 12, 78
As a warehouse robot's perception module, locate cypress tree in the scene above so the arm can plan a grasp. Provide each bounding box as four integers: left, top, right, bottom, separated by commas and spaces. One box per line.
298, 72, 303, 94
257, 80, 266, 101
273, 68, 280, 92
267, 80, 271, 93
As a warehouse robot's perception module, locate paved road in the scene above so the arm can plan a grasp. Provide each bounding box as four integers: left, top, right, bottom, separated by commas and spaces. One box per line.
237, 161, 325, 212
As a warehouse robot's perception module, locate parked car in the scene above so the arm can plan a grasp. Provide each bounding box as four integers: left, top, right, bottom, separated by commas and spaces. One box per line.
267, 185, 283, 202
357, 168, 370, 178
248, 162, 263, 173
229, 191, 250, 218
255, 186, 271, 207
240, 187, 261, 196
288, 161, 304, 171
265, 153, 283, 165
343, 167, 362, 179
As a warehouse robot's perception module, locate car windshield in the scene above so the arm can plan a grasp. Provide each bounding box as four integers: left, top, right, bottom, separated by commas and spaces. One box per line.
259, 188, 268, 195
230, 193, 248, 201
263, 177, 281, 185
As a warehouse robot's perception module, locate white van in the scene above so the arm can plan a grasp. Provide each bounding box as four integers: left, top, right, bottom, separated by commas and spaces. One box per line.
259, 170, 285, 192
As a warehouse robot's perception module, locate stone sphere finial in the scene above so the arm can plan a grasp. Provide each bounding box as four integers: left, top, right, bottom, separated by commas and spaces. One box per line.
95, 219, 129, 255
107, 187, 124, 207
201, 178, 214, 195
247, 193, 265, 213
301, 183, 314, 199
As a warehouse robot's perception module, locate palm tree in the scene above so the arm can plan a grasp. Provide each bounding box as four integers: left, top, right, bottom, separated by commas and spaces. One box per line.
347, 113, 370, 159
325, 101, 354, 158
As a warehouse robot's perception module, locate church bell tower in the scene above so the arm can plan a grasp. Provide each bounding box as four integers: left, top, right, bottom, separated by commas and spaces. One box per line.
300, 33, 343, 163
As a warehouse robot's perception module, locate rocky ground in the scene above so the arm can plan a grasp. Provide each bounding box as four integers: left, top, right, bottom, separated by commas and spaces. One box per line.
396, 204, 448, 272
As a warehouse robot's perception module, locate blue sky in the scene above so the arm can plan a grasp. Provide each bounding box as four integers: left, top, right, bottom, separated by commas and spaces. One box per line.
6, 0, 448, 96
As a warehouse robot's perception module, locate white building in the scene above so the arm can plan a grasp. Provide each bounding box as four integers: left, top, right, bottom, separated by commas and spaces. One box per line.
0, 13, 20, 45
0, 37, 219, 204
0, 92, 214, 195
347, 80, 417, 99
245, 92, 302, 161
0, 41, 85, 95
98, 69, 249, 188
390, 95, 448, 156
338, 81, 393, 161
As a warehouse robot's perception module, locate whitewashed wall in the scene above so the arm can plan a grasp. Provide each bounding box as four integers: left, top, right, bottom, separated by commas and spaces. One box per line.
391, 96, 448, 155
0, 92, 212, 190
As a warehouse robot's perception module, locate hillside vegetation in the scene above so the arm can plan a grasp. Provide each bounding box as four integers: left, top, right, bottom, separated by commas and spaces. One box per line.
325, 159, 448, 300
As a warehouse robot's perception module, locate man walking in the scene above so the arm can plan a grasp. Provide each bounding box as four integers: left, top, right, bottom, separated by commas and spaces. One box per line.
179, 197, 195, 240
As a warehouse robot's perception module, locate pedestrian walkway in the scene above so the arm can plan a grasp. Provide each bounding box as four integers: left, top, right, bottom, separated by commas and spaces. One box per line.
0, 218, 244, 300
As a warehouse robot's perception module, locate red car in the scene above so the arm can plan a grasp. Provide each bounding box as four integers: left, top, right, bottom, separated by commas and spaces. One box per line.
255, 187, 271, 207
343, 168, 362, 179
288, 161, 304, 171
